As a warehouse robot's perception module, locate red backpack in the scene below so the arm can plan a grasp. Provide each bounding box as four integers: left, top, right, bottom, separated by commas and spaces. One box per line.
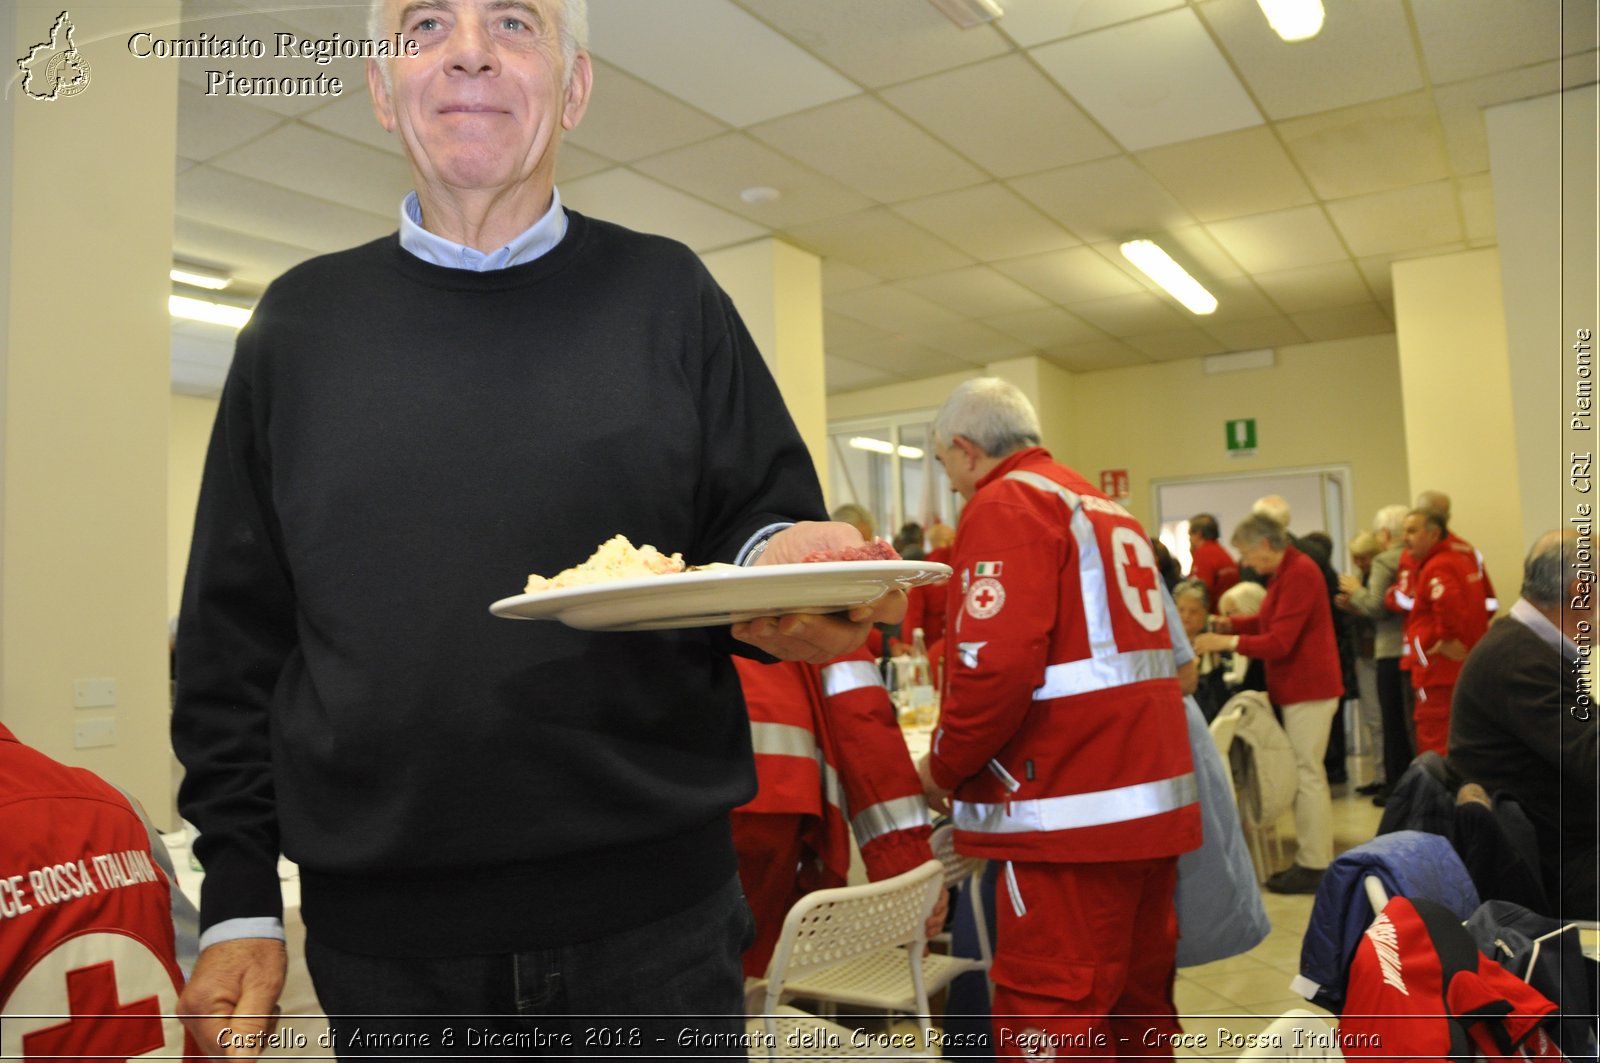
1340, 896, 1566, 1061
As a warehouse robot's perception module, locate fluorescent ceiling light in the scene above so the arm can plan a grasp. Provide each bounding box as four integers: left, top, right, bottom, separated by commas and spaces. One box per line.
170, 293, 252, 329
927, 0, 1003, 29
1256, 0, 1324, 41
849, 436, 925, 460
1119, 240, 1218, 316
170, 264, 231, 290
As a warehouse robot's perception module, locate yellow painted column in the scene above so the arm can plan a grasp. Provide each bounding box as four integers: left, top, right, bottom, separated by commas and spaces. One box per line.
701, 238, 829, 496
1393, 249, 1522, 614
2, 0, 179, 825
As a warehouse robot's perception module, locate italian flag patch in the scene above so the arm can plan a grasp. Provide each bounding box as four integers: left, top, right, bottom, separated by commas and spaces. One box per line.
974, 561, 1003, 577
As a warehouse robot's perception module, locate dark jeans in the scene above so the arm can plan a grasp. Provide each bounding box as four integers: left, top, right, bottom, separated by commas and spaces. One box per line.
1376, 657, 1413, 791
305, 874, 754, 1060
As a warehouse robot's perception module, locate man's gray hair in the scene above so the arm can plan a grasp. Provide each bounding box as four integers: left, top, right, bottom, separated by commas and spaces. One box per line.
1415, 489, 1451, 519
1232, 513, 1289, 552
1252, 494, 1291, 528
1522, 529, 1583, 609
931, 378, 1042, 458
368, 0, 590, 91
1373, 503, 1408, 540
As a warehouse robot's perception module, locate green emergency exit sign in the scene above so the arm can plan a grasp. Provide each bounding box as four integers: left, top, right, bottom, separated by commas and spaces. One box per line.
1226, 418, 1257, 455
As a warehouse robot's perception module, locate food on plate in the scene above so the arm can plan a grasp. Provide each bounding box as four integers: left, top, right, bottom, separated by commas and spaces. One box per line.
524, 535, 685, 593
799, 539, 902, 564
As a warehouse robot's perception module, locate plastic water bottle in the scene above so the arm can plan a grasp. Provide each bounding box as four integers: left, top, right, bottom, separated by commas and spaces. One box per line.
908, 627, 937, 726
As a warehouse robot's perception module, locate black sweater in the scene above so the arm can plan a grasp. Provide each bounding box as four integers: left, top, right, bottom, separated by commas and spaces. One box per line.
173, 212, 826, 955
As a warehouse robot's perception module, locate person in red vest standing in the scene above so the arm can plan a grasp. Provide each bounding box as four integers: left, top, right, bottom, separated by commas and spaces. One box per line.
1, 723, 200, 1059
918, 378, 1199, 1058
1187, 513, 1240, 608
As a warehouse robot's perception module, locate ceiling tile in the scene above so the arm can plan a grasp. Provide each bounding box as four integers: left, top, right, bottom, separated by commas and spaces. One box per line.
554, 144, 616, 183
177, 165, 395, 257
1277, 92, 1451, 200
893, 183, 1078, 261
734, 0, 1012, 89
1253, 260, 1376, 314
561, 168, 767, 251
634, 133, 873, 227
1411, 0, 1576, 83
984, 307, 1105, 348
209, 123, 414, 216
898, 266, 1052, 319
1136, 126, 1316, 222
909, 320, 1034, 363
1205, 206, 1349, 273
880, 55, 1120, 179
1010, 157, 1195, 243
822, 260, 883, 293
824, 313, 891, 349
785, 208, 974, 280
1199, 315, 1310, 351
1355, 255, 1397, 302
992, 246, 1147, 303
1124, 328, 1228, 361
997, 0, 1187, 48
1029, 8, 1262, 151
1457, 174, 1497, 244
585, 0, 860, 127
1289, 303, 1396, 342
827, 285, 965, 335
1325, 181, 1464, 258
1066, 291, 1191, 335
1043, 338, 1151, 372
1431, 60, 1568, 175
176, 81, 285, 162
834, 336, 977, 377
566, 60, 728, 161
172, 215, 322, 291
1201, 275, 1284, 323
826, 355, 901, 393
748, 95, 988, 203
1199, 0, 1424, 120
299, 92, 409, 158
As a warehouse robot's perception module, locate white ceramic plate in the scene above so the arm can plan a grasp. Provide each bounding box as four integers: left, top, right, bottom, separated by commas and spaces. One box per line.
489, 560, 951, 632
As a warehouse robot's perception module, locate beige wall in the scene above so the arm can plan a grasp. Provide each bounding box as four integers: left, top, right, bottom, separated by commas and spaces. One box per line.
1393, 249, 1524, 615
2, 0, 180, 826
169, 395, 220, 617
828, 336, 1413, 539
702, 238, 828, 494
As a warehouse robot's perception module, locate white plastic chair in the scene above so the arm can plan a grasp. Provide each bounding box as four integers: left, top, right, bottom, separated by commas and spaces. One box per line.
1209, 702, 1245, 801
747, 860, 946, 1058
1237, 1008, 1344, 1060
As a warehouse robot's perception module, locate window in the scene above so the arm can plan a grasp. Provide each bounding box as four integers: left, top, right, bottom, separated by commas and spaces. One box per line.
827, 413, 960, 548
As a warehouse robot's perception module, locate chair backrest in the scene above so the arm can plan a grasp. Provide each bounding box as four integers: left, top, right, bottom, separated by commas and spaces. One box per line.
762, 859, 944, 989
930, 823, 981, 891
1208, 703, 1243, 799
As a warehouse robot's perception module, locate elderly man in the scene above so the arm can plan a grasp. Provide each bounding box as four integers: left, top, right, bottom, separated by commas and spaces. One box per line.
1187, 513, 1240, 606
1400, 509, 1489, 756
1195, 515, 1342, 893
172, 0, 897, 1054
1448, 531, 1597, 919
1337, 504, 1410, 803
917, 378, 1200, 1057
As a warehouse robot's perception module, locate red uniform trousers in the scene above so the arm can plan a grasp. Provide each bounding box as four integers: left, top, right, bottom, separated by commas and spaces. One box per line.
991, 857, 1181, 1060
1413, 684, 1455, 756
731, 812, 807, 978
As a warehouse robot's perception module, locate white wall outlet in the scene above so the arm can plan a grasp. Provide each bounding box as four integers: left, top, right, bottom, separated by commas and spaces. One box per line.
72, 678, 117, 709
73, 717, 117, 749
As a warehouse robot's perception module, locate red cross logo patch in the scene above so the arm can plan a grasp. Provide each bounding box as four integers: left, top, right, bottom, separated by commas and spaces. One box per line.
1109, 526, 1166, 633
3, 932, 185, 1059
965, 577, 1006, 619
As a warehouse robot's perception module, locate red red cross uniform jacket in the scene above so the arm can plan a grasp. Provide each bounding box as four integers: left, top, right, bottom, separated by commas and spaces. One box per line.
1387, 531, 1497, 674
0, 724, 198, 1059
733, 649, 934, 887
927, 449, 1201, 863
1188, 538, 1240, 608
1407, 539, 1490, 692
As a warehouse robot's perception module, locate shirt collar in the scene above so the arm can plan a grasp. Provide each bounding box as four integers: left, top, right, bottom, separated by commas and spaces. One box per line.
397, 189, 568, 271
1510, 597, 1578, 660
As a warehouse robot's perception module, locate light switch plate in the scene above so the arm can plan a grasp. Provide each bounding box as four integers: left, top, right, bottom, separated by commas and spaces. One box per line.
74, 718, 117, 749
73, 678, 117, 709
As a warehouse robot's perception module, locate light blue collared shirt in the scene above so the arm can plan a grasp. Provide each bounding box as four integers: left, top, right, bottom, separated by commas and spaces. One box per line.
397, 188, 568, 270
